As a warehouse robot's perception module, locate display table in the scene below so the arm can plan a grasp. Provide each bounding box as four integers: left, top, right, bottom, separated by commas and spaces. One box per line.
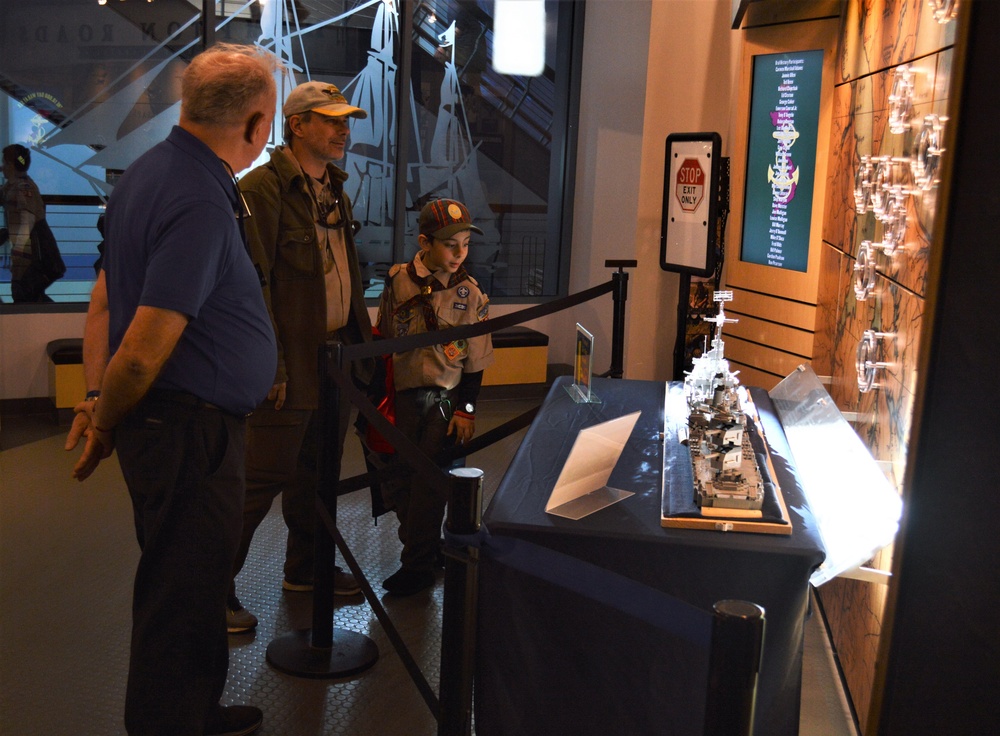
475, 376, 825, 736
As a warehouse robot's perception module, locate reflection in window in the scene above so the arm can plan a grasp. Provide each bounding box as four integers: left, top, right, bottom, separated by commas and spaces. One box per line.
0, 0, 579, 304
1, 98, 105, 303
403, 0, 566, 300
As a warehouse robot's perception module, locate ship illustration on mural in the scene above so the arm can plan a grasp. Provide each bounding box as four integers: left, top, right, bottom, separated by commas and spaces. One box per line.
32, 0, 500, 279
682, 290, 765, 511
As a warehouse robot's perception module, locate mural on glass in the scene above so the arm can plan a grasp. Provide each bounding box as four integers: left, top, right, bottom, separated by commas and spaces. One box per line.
1, 0, 565, 302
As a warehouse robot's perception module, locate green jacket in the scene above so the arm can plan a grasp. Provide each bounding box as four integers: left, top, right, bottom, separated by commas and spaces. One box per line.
240, 146, 373, 410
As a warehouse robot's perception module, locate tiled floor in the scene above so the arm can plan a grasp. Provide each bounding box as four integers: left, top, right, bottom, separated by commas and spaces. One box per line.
0, 397, 857, 735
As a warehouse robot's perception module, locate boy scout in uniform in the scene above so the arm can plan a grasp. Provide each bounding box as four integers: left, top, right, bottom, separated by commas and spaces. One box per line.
377, 198, 493, 596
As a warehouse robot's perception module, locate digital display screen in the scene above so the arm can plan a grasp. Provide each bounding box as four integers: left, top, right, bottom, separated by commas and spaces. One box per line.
740, 49, 824, 272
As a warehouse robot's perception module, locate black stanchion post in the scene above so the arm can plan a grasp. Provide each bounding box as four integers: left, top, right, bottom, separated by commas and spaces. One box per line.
605, 259, 636, 379
200, 0, 214, 48
438, 467, 483, 736
310, 342, 341, 649
265, 342, 378, 678
703, 600, 765, 736
674, 271, 692, 380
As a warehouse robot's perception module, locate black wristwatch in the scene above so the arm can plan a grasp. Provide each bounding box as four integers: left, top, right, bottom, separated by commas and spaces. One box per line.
461, 401, 475, 415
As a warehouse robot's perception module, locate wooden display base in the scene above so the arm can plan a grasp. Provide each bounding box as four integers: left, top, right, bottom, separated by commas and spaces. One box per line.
662, 494, 792, 535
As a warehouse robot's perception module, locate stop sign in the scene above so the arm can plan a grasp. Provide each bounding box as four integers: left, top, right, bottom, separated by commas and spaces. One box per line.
675, 158, 705, 213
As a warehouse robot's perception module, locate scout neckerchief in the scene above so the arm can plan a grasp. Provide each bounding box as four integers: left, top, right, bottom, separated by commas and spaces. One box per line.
391, 261, 471, 357
396, 260, 470, 329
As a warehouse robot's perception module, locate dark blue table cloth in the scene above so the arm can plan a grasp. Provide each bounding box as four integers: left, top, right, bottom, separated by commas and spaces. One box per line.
475, 376, 825, 736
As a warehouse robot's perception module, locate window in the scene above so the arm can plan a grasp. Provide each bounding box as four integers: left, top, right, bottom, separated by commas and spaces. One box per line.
0, 0, 582, 306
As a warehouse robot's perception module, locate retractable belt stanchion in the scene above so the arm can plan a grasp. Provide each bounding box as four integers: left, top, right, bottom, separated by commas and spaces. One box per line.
703, 600, 765, 736
266, 342, 379, 678
438, 468, 483, 736
605, 259, 636, 380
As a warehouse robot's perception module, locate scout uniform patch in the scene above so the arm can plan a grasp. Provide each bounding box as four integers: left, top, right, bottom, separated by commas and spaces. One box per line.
443, 339, 468, 361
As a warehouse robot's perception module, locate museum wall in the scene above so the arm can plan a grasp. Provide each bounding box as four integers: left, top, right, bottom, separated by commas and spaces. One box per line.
544, 0, 738, 382
717, 0, 958, 728
0, 310, 87, 401
2, 1, 743, 401
814, 0, 954, 730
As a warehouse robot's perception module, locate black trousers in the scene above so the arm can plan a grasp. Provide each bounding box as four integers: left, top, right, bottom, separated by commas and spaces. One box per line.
115, 392, 246, 735
388, 388, 459, 573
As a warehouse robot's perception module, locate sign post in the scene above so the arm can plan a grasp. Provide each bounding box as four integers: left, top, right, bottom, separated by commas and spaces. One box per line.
660, 132, 721, 277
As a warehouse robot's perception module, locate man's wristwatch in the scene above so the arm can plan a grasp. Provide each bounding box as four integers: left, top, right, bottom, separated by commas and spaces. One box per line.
454, 401, 475, 420
85, 390, 101, 402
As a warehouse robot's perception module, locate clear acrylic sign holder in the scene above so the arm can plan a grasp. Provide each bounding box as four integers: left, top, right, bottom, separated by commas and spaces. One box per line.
566, 323, 601, 404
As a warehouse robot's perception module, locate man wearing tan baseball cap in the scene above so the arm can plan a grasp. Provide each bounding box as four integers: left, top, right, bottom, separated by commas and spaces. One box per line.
282, 80, 368, 120
227, 81, 374, 632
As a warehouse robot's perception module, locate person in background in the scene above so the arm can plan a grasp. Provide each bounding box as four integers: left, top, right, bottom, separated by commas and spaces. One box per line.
64, 42, 280, 736
1, 144, 58, 302
227, 81, 374, 633
376, 198, 493, 596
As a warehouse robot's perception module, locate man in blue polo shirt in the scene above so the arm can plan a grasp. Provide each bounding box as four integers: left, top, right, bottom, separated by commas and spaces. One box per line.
66, 43, 280, 736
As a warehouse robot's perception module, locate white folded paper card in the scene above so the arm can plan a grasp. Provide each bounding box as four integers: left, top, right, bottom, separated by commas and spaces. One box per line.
544, 411, 641, 520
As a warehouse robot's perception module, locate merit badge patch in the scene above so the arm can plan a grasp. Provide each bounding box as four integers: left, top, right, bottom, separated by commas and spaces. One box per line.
443, 339, 468, 361
453, 302, 467, 311
457, 285, 470, 298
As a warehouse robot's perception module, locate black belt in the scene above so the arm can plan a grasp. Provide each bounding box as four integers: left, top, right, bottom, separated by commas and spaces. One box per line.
145, 388, 249, 419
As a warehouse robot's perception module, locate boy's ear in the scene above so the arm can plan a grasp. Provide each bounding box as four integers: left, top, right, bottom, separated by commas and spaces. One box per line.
417, 234, 433, 252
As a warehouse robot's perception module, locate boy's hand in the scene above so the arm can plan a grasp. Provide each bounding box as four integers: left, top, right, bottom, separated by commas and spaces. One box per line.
448, 413, 475, 445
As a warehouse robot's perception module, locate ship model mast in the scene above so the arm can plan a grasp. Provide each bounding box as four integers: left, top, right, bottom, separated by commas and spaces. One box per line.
683, 291, 765, 510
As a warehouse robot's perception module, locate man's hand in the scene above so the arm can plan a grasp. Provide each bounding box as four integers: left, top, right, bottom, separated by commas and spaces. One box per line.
268, 381, 287, 410
65, 399, 114, 480
64, 398, 97, 451
448, 413, 475, 445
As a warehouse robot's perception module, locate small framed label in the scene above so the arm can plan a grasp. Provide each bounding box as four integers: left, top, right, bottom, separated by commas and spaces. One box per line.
567, 323, 601, 404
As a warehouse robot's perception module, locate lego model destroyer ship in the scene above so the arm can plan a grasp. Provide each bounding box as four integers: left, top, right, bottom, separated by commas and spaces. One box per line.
682, 291, 765, 511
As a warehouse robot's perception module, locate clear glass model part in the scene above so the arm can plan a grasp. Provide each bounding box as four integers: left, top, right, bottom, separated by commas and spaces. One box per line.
879, 190, 909, 256
856, 329, 893, 393
854, 155, 873, 214
911, 114, 946, 192
888, 65, 914, 135
928, 0, 959, 24
869, 156, 892, 219
854, 240, 878, 301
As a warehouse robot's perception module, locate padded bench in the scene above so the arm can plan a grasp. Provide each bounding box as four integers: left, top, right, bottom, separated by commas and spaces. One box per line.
47, 338, 85, 409
482, 326, 549, 386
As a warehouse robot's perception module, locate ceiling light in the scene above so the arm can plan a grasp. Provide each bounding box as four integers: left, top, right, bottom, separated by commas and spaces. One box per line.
493, 0, 545, 76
